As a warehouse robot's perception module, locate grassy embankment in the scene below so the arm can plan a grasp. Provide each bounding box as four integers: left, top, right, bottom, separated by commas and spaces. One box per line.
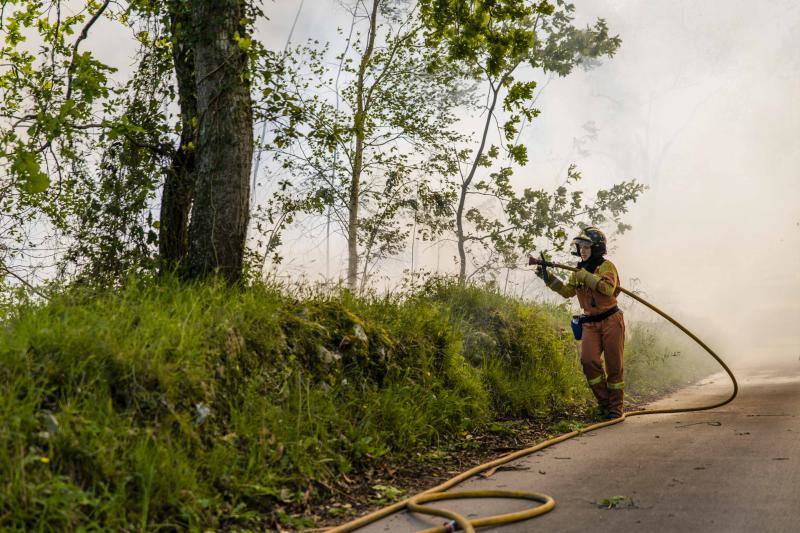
0, 277, 716, 530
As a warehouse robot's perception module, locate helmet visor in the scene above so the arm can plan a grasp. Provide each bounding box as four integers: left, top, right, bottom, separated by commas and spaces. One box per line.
572, 237, 593, 248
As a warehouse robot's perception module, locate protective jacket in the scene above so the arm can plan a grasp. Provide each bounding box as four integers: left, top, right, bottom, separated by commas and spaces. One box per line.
545, 260, 620, 315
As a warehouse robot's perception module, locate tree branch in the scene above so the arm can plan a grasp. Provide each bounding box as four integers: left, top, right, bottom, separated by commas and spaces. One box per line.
0, 262, 49, 300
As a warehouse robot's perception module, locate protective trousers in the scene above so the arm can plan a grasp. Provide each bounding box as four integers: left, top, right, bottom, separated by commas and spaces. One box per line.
580, 311, 625, 416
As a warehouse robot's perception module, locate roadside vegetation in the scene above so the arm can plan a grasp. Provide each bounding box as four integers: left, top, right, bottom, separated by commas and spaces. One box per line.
0, 276, 716, 530
625, 318, 718, 400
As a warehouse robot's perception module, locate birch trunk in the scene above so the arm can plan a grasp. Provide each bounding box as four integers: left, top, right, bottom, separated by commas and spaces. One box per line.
346, 0, 380, 291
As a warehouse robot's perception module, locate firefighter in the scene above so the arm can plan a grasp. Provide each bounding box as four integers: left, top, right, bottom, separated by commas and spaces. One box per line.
534, 227, 625, 419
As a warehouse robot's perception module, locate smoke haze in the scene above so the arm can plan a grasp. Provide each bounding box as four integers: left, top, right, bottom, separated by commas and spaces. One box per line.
69, 0, 800, 367
257, 0, 799, 367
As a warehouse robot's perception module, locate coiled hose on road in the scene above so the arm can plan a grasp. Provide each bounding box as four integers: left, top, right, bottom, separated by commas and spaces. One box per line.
326, 262, 739, 533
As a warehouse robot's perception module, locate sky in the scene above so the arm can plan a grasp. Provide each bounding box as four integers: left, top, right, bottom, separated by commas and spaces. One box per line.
28, 0, 800, 366
253, 0, 800, 366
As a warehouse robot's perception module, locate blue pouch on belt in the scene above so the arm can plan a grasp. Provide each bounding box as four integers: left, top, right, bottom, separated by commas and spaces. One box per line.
570, 315, 583, 341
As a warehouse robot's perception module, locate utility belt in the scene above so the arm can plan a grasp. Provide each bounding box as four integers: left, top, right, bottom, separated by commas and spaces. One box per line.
570, 306, 620, 340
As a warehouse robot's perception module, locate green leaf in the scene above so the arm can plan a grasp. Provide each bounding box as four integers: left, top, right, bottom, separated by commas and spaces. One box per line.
233, 31, 252, 52
236, 36, 252, 52
11, 149, 50, 193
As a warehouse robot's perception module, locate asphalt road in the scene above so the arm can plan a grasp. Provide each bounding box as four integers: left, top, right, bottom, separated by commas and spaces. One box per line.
358, 363, 800, 533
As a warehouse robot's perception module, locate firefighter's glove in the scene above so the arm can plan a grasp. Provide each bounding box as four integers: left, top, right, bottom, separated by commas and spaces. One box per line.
574, 269, 600, 291
544, 274, 565, 292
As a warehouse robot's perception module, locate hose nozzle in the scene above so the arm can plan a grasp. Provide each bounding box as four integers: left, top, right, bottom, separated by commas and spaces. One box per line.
527, 251, 552, 282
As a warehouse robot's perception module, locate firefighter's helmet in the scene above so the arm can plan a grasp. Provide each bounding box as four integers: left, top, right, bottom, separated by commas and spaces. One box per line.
571, 226, 607, 256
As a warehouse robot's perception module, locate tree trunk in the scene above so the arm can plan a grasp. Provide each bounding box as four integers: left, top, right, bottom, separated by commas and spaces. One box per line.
346, 0, 380, 292
159, 1, 197, 272
456, 84, 500, 284
186, 0, 254, 283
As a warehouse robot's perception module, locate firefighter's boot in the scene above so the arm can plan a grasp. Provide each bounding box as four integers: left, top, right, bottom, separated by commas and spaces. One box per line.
607, 382, 624, 419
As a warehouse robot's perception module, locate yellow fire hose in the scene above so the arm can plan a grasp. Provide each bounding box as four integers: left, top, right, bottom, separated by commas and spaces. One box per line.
326, 262, 738, 533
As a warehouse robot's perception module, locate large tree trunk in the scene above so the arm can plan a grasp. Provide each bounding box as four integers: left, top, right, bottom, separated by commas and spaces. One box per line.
158, 2, 197, 272
186, 0, 254, 283
346, 0, 380, 292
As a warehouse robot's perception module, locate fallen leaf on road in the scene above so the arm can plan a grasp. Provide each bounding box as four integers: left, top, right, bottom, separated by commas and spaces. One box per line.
596, 495, 637, 509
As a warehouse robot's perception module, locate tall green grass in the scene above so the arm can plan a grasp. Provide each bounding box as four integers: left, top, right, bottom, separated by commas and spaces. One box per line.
0, 276, 716, 530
